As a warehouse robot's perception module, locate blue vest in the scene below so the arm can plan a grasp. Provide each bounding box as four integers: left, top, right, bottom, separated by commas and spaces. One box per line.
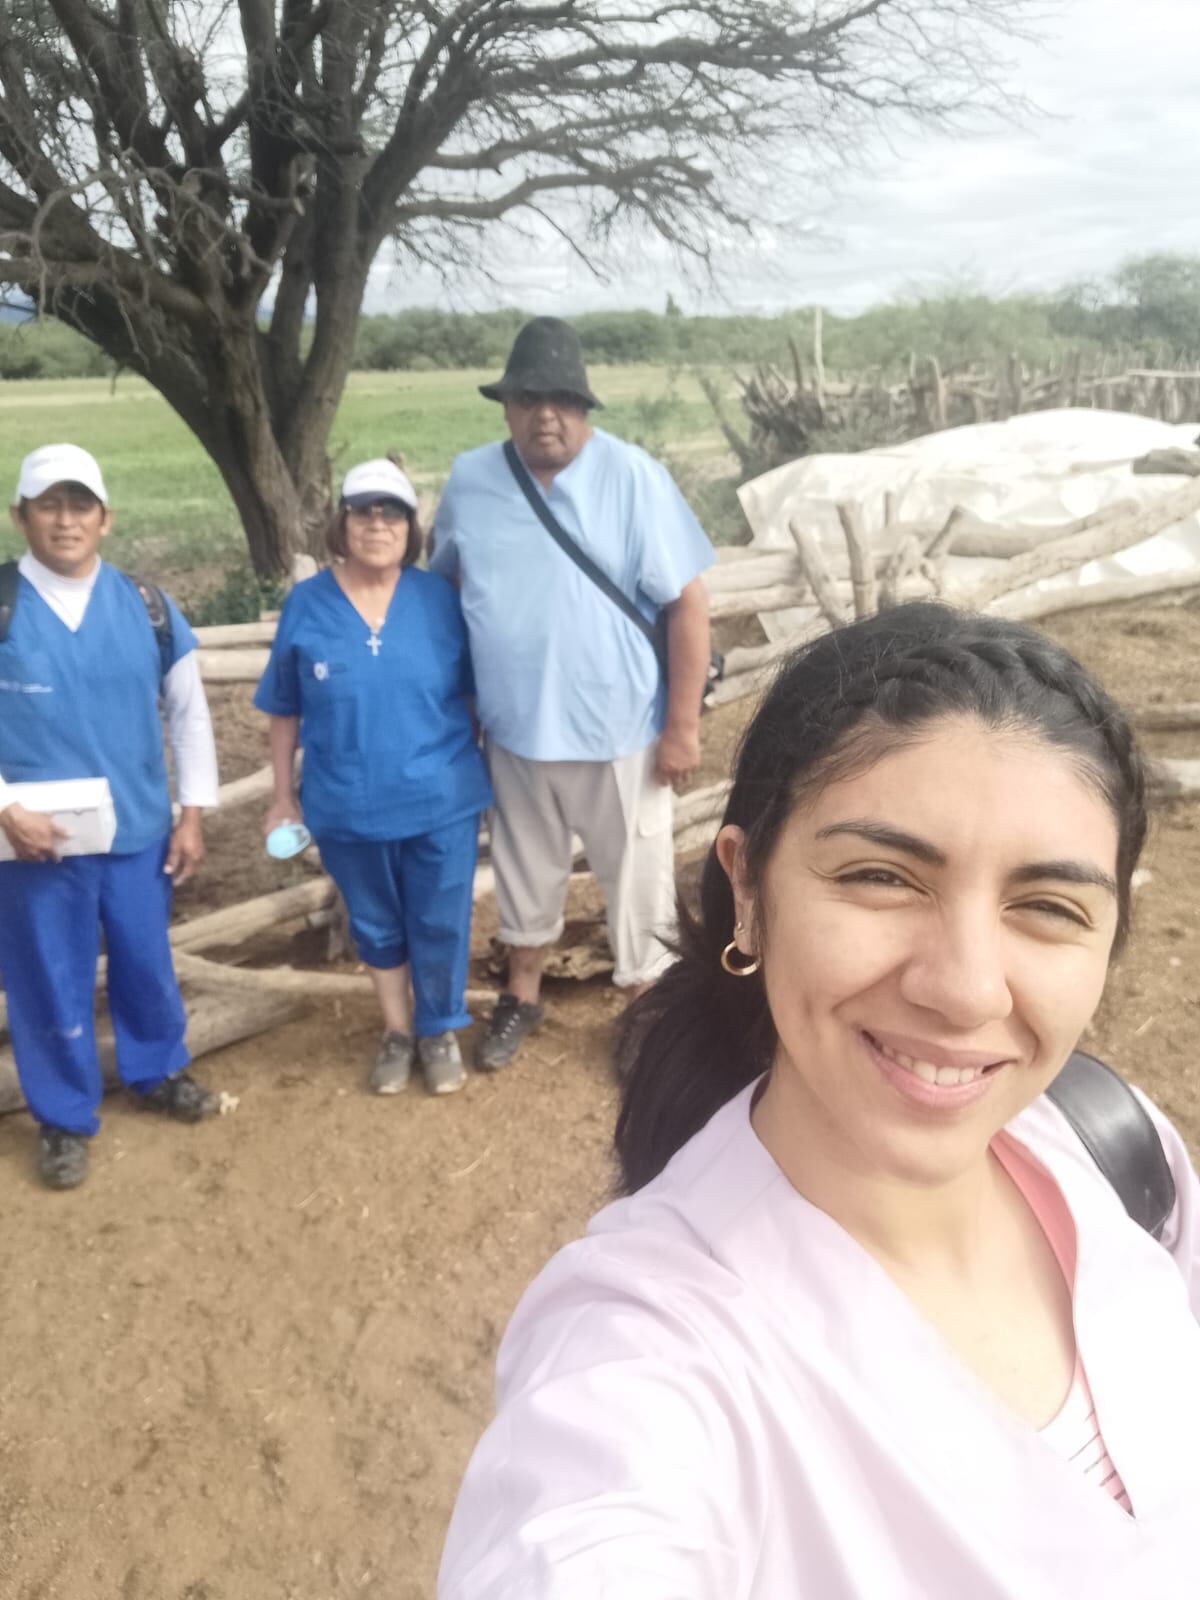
0, 563, 196, 854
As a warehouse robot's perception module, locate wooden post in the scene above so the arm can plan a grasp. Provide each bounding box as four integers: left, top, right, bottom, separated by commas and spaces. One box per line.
836, 504, 878, 619
1007, 352, 1024, 415
928, 355, 947, 428
789, 517, 846, 628
812, 307, 826, 421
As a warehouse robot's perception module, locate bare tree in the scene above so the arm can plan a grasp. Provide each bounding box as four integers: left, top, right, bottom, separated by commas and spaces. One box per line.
0, 1, 1036, 576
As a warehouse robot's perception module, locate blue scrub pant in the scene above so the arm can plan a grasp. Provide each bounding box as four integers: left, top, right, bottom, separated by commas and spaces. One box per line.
317, 814, 480, 1037
0, 838, 189, 1136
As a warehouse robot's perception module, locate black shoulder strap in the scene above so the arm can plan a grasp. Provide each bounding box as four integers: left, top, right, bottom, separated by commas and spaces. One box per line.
128, 575, 173, 683
0, 559, 18, 643
502, 439, 667, 677
1046, 1049, 1176, 1239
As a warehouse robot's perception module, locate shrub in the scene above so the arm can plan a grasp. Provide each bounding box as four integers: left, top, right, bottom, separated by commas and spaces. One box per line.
185, 564, 287, 627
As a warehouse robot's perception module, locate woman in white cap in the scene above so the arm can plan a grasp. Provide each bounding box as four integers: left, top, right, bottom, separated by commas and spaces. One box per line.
255, 459, 491, 1095
0, 443, 221, 1189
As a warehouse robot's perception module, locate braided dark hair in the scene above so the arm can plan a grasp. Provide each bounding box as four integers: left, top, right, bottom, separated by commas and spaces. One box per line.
614, 602, 1148, 1194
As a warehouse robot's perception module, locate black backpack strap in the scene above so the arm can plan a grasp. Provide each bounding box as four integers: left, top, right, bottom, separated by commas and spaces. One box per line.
502, 439, 668, 677
0, 559, 18, 643
1046, 1049, 1176, 1239
128, 575, 174, 683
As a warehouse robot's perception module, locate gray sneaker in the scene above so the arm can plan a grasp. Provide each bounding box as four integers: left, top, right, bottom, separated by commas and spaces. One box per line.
477, 993, 544, 1072
418, 1032, 467, 1095
370, 1031, 414, 1095
38, 1127, 89, 1190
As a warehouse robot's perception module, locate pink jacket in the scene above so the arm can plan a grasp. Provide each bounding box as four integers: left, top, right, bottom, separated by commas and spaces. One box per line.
440, 1083, 1200, 1598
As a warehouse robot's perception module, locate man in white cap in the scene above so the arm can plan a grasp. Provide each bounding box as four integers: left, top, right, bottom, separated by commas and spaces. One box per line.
432, 318, 714, 1069
0, 444, 221, 1189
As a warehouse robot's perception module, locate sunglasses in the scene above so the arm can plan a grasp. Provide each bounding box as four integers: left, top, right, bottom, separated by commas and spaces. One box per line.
344, 500, 409, 523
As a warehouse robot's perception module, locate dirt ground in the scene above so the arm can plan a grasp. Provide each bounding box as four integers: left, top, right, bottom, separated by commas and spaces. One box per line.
0, 597, 1196, 1598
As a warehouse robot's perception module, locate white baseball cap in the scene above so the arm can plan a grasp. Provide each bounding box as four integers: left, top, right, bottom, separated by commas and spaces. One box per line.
16, 443, 109, 506
340, 458, 417, 512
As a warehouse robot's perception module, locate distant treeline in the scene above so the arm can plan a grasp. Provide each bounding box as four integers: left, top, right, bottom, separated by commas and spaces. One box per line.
3, 253, 1198, 384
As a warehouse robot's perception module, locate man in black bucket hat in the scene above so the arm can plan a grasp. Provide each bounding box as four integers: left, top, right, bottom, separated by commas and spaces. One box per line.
477, 316, 603, 410
432, 316, 714, 1070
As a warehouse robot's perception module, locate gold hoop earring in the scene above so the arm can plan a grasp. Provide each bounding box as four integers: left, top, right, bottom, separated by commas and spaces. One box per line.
720, 939, 760, 977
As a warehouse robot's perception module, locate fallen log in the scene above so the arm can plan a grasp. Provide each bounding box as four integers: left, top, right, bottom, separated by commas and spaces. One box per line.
708, 662, 778, 708
173, 950, 493, 1009
705, 551, 809, 594
960, 478, 1200, 611
672, 780, 732, 831
708, 582, 814, 619
0, 984, 302, 1117
1127, 703, 1200, 732
194, 621, 279, 647
720, 615, 829, 682
197, 647, 271, 683
1155, 759, 1200, 799
987, 569, 1200, 623
1131, 449, 1200, 478
213, 763, 276, 809
171, 878, 337, 953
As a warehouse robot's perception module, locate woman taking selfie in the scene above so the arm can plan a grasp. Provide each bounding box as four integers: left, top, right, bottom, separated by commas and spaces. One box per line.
255, 459, 490, 1096
440, 603, 1199, 1596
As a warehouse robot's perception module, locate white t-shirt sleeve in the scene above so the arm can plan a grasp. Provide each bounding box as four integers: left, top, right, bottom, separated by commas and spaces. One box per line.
438, 1248, 750, 1599
163, 652, 220, 808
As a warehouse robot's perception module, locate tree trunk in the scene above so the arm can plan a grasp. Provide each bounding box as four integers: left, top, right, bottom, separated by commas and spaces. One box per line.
198, 317, 313, 578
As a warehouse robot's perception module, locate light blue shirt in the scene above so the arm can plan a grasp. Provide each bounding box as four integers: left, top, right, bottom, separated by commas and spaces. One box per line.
430, 429, 713, 762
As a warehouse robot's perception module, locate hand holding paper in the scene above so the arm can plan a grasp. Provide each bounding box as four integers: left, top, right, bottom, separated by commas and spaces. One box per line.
0, 803, 70, 862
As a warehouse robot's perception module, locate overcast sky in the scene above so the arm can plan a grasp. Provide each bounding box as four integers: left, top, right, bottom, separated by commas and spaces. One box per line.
368, 0, 1200, 317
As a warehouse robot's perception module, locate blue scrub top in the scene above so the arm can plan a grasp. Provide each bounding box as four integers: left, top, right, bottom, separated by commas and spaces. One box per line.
0, 562, 195, 854
253, 567, 492, 842
430, 428, 714, 763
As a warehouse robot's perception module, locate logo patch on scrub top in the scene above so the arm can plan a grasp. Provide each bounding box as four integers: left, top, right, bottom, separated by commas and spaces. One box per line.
313, 661, 330, 681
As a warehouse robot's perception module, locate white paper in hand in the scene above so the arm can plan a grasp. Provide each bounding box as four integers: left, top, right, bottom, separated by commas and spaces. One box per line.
0, 777, 116, 860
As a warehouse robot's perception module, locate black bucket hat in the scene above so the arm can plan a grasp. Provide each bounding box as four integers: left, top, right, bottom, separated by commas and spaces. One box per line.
479, 316, 602, 409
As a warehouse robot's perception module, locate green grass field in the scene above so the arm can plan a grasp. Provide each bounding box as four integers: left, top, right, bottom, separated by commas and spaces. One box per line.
0, 365, 737, 607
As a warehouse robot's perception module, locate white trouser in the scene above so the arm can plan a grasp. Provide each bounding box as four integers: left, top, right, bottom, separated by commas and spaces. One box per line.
486, 740, 676, 988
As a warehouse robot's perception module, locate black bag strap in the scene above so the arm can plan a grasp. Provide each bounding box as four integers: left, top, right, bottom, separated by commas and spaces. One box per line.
128, 575, 174, 682
0, 559, 171, 682
503, 439, 668, 677
0, 559, 17, 643
1047, 1049, 1176, 1239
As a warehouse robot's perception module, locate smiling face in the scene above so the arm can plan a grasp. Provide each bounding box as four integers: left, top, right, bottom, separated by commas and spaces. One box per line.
341, 500, 412, 575
11, 481, 112, 578
503, 391, 592, 477
720, 715, 1121, 1188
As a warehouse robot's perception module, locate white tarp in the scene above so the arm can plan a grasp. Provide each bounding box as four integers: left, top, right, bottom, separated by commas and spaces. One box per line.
737, 409, 1200, 639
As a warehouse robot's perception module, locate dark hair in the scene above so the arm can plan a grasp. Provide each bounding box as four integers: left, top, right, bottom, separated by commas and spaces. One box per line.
326, 504, 423, 566
614, 602, 1148, 1194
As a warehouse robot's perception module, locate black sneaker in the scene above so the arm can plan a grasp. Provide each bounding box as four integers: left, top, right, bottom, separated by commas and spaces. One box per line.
136, 1070, 220, 1123
38, 1127, 89, 1190
477, 993, 544, 1072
